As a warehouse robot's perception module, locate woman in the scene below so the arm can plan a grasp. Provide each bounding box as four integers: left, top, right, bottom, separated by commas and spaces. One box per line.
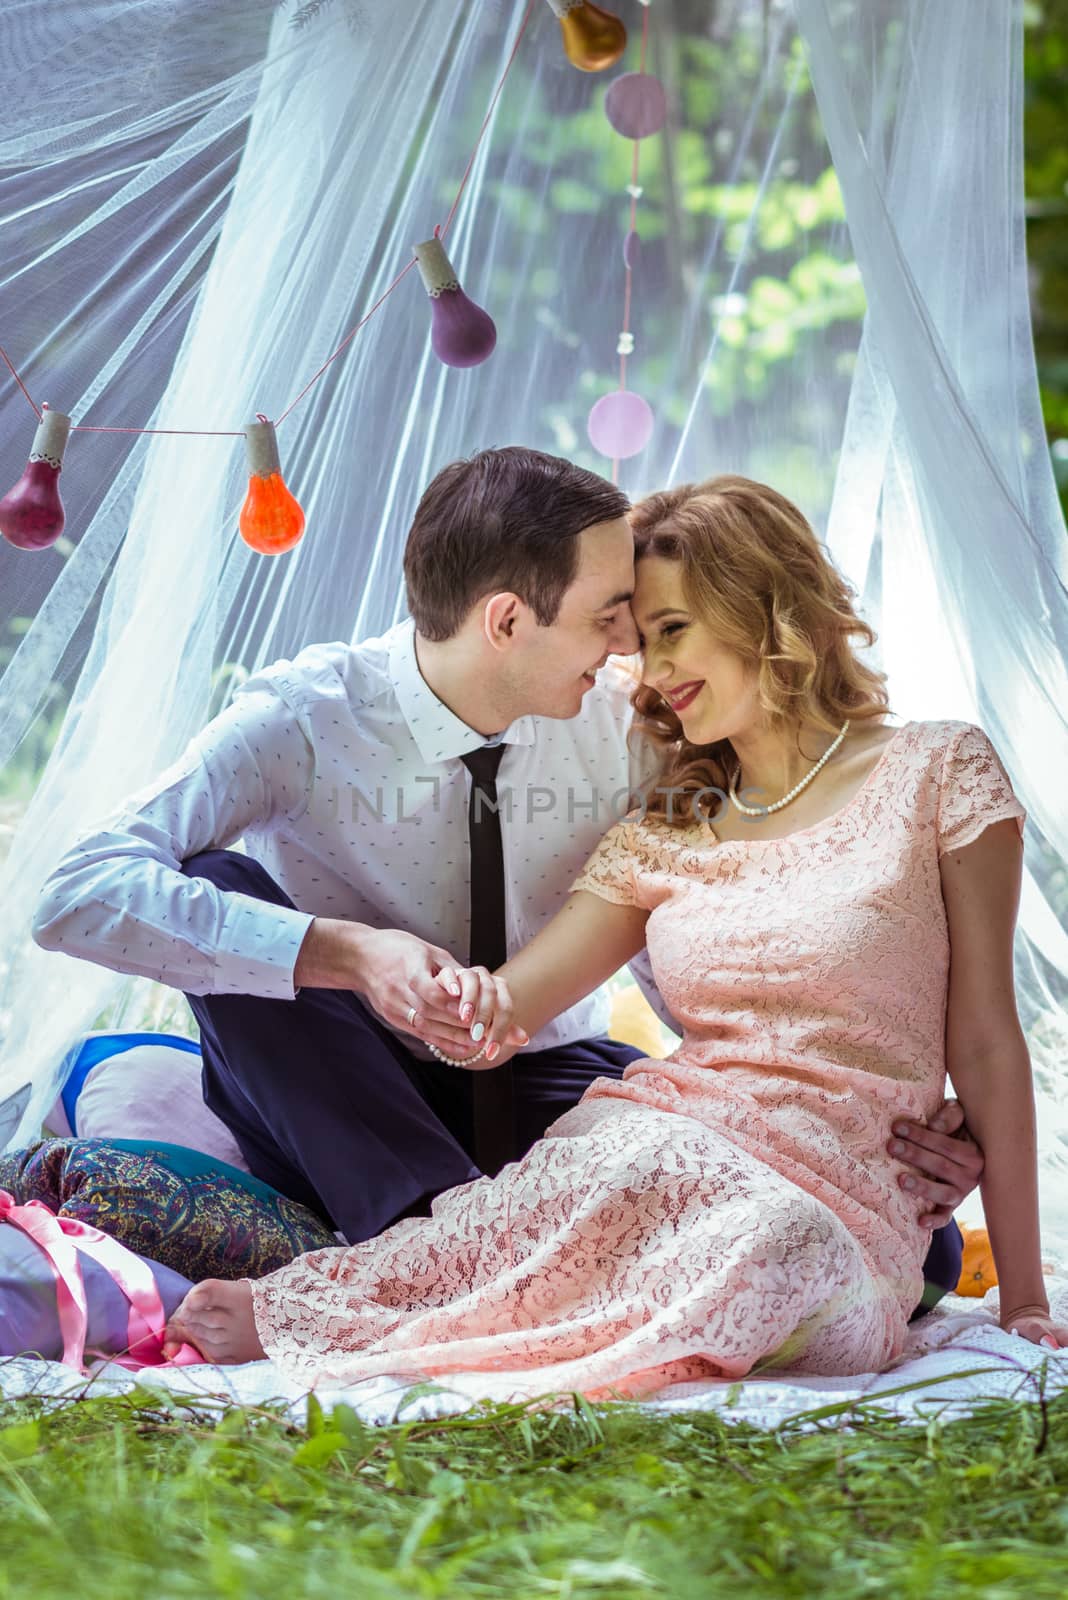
165, 475, 1066, 1391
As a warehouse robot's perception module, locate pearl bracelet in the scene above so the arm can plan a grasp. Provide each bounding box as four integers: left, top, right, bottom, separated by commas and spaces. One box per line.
427, 1038, 489, 1068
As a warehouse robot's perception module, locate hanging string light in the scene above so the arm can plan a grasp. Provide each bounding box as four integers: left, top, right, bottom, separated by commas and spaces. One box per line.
414, 234, 498, 369
544, 0, 627, 72
238, 416, 305, 555
0, 5, 540, 555
0, 403, 71, 551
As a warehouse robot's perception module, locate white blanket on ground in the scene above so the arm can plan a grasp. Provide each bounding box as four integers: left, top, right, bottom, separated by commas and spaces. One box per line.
2, 1278, 1066, 1431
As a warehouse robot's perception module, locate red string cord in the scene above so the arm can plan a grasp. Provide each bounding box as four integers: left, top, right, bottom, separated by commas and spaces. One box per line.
0, 345, 42, 421
75, 425, 247, 437
0, 0, 538, 442
438, 0, 537, 244
273, 257, 419, 428
277, 0, 537, 425
618, 5, 650, 396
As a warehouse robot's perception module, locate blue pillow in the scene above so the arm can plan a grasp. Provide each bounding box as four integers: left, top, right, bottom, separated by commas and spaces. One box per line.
60, 1031, 201, 1135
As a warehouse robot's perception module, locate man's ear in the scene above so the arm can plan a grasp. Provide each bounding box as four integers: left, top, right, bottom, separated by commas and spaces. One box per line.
483, 592, 522, 645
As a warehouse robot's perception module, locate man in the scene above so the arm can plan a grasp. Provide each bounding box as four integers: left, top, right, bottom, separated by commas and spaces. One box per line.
33, 446, 980, 1317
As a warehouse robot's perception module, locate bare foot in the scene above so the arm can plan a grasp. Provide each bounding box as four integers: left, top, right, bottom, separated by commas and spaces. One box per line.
163, 1278, 266, 1364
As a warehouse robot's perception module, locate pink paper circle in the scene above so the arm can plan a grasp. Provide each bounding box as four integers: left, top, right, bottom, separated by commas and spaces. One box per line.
623, 229, 641, 270
587, 390, 654, 460
605, 73, 667, 140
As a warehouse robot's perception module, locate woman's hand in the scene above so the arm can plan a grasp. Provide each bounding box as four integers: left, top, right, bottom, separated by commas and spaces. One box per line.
999, 1304, 1068, 1350
412, 964, 529, 1065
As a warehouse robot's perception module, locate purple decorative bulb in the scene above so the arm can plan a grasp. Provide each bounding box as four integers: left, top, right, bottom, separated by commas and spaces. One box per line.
0, 405, 71, 550
414, 237, 497, 369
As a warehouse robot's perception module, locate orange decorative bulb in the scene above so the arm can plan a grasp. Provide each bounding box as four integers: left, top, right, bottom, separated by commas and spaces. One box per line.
239, 417, 305, 555
545, 0, 627, 72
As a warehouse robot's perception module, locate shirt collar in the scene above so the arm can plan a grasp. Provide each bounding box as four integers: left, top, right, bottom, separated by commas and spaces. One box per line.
388, 618, 537, 763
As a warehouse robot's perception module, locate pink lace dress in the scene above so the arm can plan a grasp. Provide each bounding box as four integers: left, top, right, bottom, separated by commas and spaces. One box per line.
250, 720, 1025, 1398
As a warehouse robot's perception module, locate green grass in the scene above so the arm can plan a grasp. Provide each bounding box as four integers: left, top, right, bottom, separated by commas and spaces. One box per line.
0, 1382, 1066, 1598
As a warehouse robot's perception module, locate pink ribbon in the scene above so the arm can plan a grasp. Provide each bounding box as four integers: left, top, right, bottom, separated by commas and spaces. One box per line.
1, 1188, 200, 1371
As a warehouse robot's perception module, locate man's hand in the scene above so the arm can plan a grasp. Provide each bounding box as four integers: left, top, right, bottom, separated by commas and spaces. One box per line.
294, 919, 527, 1058
886, 1098, 985, 1228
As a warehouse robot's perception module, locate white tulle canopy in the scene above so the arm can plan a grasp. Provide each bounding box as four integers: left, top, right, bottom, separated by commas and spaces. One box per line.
1, 0, 1066, 1249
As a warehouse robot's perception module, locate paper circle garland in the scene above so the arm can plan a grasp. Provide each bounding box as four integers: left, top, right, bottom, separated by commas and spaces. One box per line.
623, 229, 641, 270
605, 73, 667, 140
587, 390, 654, 459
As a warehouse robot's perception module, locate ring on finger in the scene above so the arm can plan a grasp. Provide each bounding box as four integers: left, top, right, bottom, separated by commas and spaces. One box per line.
406, 1005, 418, 1028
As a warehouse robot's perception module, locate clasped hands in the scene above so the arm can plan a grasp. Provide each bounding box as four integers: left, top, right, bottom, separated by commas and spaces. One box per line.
406, 959, 528, 1065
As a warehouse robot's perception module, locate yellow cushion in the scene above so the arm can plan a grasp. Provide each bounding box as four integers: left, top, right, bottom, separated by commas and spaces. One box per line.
609, 986, 666, 1058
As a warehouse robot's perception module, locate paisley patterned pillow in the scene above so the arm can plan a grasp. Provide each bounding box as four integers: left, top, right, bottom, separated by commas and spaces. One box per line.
0, 1138, 337, 1283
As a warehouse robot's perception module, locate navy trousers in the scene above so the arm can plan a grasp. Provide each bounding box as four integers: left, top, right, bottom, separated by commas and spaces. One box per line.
181, 850, 960, 1318
181, 851, 643, 1246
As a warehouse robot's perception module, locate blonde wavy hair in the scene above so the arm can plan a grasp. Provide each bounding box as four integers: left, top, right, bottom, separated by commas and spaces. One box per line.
628, 474, 891, 827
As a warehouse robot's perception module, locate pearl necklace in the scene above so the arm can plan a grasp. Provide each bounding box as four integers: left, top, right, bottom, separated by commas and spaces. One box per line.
427, 1039, 489, 1068
729, 720, 851, 817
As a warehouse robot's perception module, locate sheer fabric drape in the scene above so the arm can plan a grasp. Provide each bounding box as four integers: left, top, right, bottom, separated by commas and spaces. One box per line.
0, 0, 1064, 1251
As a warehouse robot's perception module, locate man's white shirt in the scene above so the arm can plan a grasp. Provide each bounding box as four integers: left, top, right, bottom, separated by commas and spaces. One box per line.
35, 619, 672, 1054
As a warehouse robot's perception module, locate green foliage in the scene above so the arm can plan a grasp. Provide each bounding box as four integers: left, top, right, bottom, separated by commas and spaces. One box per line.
1024, 2, 1068, 515
0, 618, 68, 816
275, 0, 361, 30
0, 1385, 1066, 1597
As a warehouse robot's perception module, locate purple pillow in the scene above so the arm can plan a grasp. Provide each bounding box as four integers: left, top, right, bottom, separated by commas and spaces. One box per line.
0, 1223, 193, 1363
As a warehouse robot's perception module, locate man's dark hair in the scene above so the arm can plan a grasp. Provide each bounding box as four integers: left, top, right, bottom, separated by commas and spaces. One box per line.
403, 446, 630, 641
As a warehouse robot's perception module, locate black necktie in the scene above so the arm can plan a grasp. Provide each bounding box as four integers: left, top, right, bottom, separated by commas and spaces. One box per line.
459, 743, 515, 1176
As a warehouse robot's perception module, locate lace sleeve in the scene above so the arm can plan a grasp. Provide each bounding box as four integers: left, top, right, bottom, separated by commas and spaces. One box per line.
571, 818, 645, 907
936, 723, 1026, 857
